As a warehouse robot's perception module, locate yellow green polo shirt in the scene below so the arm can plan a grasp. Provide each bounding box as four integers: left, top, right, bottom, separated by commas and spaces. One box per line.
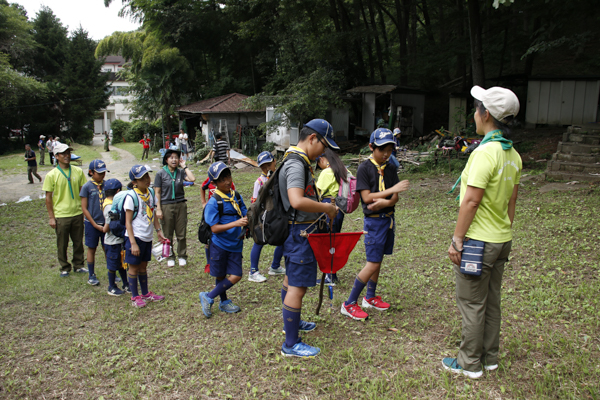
42, 165, 87, 218
316, 167, 339, 198
460, 141, 522, 243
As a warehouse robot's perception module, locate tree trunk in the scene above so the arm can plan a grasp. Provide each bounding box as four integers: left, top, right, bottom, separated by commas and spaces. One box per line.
467, 0, 485, 87
394, 0, 408, 85
366, 0, 386, 83
359, 0, 375, 82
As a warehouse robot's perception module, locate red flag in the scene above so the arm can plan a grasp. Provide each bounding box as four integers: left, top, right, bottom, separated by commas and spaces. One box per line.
307, 232, 363, 274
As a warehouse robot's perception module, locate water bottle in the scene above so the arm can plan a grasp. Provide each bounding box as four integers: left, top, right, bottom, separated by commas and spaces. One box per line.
328, 285, 334, 312
162, 239, 171, 258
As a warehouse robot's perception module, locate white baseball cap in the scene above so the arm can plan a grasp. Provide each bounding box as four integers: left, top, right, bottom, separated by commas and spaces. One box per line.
471, 86, 520, 122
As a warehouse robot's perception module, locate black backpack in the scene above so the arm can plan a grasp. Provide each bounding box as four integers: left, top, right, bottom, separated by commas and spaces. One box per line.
247, 153, 311, 246
198, 192, 243, 244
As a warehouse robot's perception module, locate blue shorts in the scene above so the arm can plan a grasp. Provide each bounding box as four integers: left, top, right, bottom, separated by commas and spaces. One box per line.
322, 198, 345, 233
124, 237, 153, 265
364, 214, 395, 263
84, 220, 105, 248
283, 223, 317, 288
209, 242, 243, 277
105, 243, 123, 271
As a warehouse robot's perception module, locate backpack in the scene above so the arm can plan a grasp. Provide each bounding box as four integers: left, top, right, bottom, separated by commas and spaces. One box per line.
247, 153, 311, 246
197, 192, 243, 245
335, 172, 360, 214
107, 188, 156, 238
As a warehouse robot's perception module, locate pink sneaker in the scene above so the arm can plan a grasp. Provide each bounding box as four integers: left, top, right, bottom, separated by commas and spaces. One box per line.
131, 296, 147, 308
141, 291, 165, 302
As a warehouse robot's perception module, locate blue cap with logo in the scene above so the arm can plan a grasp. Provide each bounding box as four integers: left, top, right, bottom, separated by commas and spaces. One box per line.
129, 164, 151, 181
305, 119, 339, 150
208, 161, 229, 181
89, 159, 109, 173
257, 151, 274, 167
370, 128, 395, 147
104, 178, 122, 190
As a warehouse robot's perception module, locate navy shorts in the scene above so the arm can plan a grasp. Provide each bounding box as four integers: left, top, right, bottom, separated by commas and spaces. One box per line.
124, 237, 153, 264
209, 242, 243, 277
322, 198, 345, 234
84, 220, 105, 248
105, 243, 123, 271
283, 223, 317, 288
364, 214, 395, 263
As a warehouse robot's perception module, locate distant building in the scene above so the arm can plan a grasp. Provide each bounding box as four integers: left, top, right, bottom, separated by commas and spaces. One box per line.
94, 56, 134, 134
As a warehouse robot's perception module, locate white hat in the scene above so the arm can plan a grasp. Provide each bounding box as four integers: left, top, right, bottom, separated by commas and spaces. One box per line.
39, 135, 45, 139
53, 142, 73, 154
471, 86, 520, 122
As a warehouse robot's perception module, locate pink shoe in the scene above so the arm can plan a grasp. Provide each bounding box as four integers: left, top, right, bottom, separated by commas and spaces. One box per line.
131, 296, 147, 308
141, 291, 165, 302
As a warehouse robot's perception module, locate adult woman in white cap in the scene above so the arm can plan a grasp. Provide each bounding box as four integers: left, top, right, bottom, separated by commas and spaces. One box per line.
443, 86, 522, 379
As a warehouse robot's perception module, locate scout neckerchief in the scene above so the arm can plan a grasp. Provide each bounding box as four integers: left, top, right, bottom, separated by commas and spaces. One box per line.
369, 156, 387, 192
284, 146, 321, 199
56, 164, 74, 199
162, 165, 178, 200
214, 189, 243, 217
448, 129, 513, 197
134, 187, 153, 224
91, 180, 104, 209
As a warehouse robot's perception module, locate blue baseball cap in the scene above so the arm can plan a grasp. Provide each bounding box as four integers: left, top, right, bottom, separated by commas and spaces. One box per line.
88, 159, 109, 173
104, 178, 122, 190
208, 161, 229, 181
305, 119, 339, 150
370, 128, 395, 147
257, 151, 274, 167
129, 164, 151, 180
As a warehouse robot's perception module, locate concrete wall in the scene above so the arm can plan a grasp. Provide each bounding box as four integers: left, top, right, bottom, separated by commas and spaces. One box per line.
449, 96, 468, 133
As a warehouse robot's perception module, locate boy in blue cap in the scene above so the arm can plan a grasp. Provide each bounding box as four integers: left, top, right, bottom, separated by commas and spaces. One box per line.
279, 119, 339, 358
248, 151, 285, 282
80, 159, 110, 286
102, 178, 129, 296
199, 161, 248, 317
340, 128, 410, 321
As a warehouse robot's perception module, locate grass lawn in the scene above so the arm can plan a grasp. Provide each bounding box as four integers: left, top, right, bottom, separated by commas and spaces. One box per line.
0, 144, 102, 175
0, 151, 599, 398
113, 142, 161, 161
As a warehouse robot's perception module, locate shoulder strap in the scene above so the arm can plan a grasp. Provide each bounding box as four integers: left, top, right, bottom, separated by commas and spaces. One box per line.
126, 191, 140, 220
212, 193, 224, 216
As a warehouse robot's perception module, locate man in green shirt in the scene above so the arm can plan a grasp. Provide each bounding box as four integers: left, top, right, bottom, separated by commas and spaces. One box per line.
42, 143, 88, 277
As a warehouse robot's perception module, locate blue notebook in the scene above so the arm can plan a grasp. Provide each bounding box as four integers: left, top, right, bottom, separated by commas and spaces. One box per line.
460, 239, 485, 276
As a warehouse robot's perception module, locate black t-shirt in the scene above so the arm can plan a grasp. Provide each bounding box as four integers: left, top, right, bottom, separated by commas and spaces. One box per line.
355, 159, 400, 215
25, 150, 37, 167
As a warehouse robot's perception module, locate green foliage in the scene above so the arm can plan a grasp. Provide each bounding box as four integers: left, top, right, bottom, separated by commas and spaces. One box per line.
109, 119, 131, 144
124, 120, 161, 143
260, 141, 276, 153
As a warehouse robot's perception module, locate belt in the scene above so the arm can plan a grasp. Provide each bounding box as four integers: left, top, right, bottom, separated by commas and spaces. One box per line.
288, 220, 318, 225
366, 212, 394, 218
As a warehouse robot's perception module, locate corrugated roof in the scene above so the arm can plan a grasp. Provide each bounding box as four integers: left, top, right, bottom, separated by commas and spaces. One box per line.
104, 55, 126, 64
177, 93, 264, 114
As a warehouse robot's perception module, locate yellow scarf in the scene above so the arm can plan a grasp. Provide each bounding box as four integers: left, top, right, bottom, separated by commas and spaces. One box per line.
134, 188, 153, 225
369, 156, 387, 192
284, 146, 321, 198
214, 189, 243, 217
91, 180, 105, 210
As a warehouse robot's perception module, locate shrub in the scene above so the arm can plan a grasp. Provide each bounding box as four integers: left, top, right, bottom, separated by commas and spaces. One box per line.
75, 129, 93, 145
261, 141, 276, 153
110, 119, 131, 144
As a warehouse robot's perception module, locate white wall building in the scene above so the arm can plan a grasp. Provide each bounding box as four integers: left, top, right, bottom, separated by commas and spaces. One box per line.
94, 56, 135, 134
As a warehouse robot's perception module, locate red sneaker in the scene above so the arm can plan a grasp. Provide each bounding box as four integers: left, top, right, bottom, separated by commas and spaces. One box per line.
362, 296, 390, 310
141, 291, 165, 302
341, 302, 369, 320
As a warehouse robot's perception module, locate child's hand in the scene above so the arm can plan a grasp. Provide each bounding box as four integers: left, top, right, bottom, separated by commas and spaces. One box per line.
131, 243, 140, 256
157, 231, 166, 242
391, 180, 410, 193
237, 217, 248, 227
367, 198, 388, 212
325, 202, 338, 221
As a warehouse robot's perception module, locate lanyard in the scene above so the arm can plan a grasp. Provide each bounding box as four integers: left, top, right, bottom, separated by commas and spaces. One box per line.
56, 165, 74, 199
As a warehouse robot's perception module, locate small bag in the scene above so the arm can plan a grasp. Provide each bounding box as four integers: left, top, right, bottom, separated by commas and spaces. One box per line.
335, 172, 360, 214
460, 238, 485, 276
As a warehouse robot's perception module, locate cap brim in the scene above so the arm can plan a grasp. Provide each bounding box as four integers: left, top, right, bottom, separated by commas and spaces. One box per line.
374, 139, 396, 147
470, 85, 486, 101
95, 168, 109, 173
323, 137, 339, 150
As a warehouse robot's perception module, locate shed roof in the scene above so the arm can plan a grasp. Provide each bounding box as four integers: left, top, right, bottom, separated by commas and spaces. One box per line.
103, 55, 126, 65
177, 93, 264, 114
347, 85, 426, 95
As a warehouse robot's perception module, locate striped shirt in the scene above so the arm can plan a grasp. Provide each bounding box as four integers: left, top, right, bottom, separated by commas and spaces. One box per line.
212, 140, 229, 162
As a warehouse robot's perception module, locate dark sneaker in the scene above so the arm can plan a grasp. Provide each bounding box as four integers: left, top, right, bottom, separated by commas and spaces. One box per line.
122, 284, 131, 293
219, 299, 241, 313
107, 286, 124, 296
87, 274, 100, 286
115, 276, 122, 283
282, 319, 317, 334
442, 357, 483, 379
60, 271, 69, 278
281, 339, 320, 358
199, 291, 214, 318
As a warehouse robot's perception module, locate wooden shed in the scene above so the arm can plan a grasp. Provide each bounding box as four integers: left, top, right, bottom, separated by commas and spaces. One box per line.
526, 77, 600, 127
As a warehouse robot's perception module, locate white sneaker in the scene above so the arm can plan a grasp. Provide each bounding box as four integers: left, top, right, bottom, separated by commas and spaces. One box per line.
268, 266, 286, 275
178, 258, 187, 266
167, 259, 175, 267
248, 271, 267, 283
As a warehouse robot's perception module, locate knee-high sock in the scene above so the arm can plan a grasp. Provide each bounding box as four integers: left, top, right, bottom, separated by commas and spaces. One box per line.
216, 278, 228, 301
250, 243, 262, 273
366, 279, 377, 299
345, 276, 367, 306
128, 272, 139, 298
117, 267, 127, 285
281, 284, 288, 305
108, 271, 116, 288
208, 278, 233, 300
282, 304, 301, 348
138, 272, 148, 296
87, 262, 95, 278
272, 246, 284, 269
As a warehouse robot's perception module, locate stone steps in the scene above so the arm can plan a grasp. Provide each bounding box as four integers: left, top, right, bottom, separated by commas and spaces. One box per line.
547, 160, 600, 174
556, 141, 600, 154
545, 125, 600, 182
562, 132, 600, 145
553, 152, 600, 163
546, 170, 600, 182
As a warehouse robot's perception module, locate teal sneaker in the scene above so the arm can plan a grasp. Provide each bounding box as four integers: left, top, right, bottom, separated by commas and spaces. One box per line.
281, 339, 320, 358
199, 291, 214, 318
282, 320, 317, 334
442, 357, 483, 379
219, 299, 241, 313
